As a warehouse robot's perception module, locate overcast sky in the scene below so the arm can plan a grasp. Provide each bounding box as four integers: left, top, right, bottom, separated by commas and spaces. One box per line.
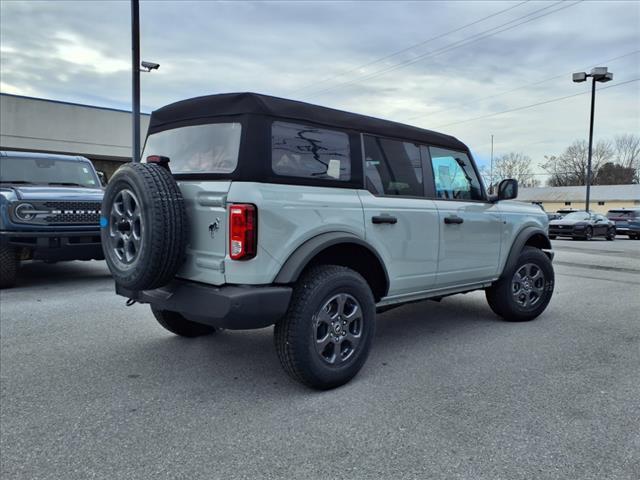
1, 0, 639, 173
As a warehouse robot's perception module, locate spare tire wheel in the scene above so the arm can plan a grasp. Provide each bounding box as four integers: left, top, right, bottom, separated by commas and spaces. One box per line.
101, 162, 187, 291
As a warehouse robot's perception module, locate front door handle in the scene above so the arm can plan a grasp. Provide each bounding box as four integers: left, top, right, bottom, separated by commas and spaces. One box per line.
444, 215, 464, 225
372, 215, 397, 225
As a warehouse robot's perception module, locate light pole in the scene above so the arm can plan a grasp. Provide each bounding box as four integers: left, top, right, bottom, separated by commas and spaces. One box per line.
131, 0, 159, 163
490, 134, 494, 194
572, 67, 613, 212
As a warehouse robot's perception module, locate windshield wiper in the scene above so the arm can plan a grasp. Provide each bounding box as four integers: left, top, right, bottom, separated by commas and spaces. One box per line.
0, 180, 34, 184
47, 182, 84, 187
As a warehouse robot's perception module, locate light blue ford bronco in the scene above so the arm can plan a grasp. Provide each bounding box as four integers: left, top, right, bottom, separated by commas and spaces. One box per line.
101, 93, 554, 389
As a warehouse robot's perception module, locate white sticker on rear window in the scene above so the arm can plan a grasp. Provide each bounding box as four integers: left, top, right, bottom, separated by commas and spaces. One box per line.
327, 159, 341, 179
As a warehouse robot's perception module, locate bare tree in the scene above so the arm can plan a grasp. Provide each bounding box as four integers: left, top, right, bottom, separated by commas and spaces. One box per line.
614, 134, 640, 182
487, 152, 539, 188
542, 139, 614, 186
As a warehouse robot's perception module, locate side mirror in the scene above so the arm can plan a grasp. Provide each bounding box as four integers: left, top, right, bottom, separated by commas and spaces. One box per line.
497, 178, 518, 200
96, 171, 107, 187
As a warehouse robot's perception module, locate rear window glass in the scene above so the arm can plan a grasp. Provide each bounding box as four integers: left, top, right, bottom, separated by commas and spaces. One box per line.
607, 210, 638, 218
142, 123, 242, 174
271, 121, 351, 181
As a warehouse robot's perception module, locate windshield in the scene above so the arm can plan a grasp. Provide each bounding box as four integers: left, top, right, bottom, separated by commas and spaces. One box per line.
142, 123, 242, 174
563, 211, 591, 221
0, 157, 100, 188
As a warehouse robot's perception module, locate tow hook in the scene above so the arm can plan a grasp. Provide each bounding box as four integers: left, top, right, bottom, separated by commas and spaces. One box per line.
125, 298, 137, 307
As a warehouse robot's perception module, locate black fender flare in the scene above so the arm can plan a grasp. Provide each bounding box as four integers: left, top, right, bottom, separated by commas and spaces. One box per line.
274, 232, 389, 292
500, 226, 553, 279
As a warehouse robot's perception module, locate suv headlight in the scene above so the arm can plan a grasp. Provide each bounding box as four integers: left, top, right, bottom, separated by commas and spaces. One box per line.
12, 203, 52, 222
14, 203, 37, 221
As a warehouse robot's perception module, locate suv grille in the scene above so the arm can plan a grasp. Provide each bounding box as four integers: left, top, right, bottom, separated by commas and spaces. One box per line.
11, 200, 102, 226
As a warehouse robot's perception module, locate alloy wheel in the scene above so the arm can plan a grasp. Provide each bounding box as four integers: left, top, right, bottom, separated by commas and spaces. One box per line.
313, 293, 363, 365
108, 189, 143, 264
511, 263, 546, 310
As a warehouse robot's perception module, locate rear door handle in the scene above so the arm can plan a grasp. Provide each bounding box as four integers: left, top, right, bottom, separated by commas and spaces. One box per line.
444, 215, 464, 225
372, 215, 397, 225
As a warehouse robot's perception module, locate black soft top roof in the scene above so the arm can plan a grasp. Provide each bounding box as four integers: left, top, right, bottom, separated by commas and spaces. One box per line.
149, 92, 468, 151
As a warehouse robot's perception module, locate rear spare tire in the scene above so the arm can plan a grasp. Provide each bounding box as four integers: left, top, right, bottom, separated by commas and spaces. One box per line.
101, 163, 187, 291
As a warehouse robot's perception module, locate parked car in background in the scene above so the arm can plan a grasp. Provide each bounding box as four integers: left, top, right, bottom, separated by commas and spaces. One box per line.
548, 210, 616, 241
547, 212, 563, 222
606, 209, 640, 239
0, 151, 104, 288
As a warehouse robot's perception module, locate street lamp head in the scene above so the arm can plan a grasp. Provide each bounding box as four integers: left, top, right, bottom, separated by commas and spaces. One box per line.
598, 72, 613, 83
590, 66, 613, 83
140, 61, 160, 72
572, 72, 587, 83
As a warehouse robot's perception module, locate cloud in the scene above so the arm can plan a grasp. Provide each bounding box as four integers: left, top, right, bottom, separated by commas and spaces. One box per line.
1, 0, 639, 175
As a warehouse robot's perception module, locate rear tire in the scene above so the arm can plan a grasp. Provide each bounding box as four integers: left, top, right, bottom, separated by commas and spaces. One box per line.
486, 247, 554, 322
151, 307, 216, 337
0, 245, 18, 289
274, 265, 376, 390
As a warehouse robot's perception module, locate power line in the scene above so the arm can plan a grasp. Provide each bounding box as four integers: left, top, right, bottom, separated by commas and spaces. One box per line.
404, 49, 640, 122
291, 1, 530, 95
432, 77, 640, 129
303, 1, 581, 99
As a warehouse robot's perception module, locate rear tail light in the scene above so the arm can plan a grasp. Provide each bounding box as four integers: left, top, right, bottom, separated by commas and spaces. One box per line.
229, 204, 257, 260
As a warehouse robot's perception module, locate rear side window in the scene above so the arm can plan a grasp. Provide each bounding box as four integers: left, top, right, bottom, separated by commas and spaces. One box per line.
363, 135, 423, 196
142, 123, 242, 174
429, 147, 483, 201
271, 121, 351, 181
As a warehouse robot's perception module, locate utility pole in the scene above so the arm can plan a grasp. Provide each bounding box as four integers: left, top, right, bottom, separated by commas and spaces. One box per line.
585, 77, 596, 212
131, 0, 140, 163
490, 134, 494, 193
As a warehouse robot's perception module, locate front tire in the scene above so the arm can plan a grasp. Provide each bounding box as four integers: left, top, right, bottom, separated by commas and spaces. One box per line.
274, 265, 376, 390
606, 227, 616, 241
583, 226, 593, 241
151, 307, 216, 337
0, 245, 18, 289
486, 247, 554, 322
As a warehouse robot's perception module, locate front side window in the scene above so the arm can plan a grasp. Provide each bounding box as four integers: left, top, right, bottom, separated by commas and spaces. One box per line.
363, 135, 422, 196
0, 157, 100, 188
429, 147, 483, 201
271, 121, 351, 181
142, 123, 242, 174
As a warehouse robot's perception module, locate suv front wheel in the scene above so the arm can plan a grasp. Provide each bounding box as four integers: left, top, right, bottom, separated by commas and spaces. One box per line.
485, 247, 554, 322
274, 265, 376, 390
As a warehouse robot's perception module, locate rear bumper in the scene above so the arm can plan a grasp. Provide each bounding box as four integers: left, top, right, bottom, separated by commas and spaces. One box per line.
0, 230, 103, 261
116, 280, 292, 330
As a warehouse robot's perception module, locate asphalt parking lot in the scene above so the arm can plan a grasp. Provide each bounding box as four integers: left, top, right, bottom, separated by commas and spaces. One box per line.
1, 238, 639, 480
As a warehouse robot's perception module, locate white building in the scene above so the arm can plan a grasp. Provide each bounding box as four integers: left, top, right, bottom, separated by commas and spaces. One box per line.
0, 93, 150, 178
517, 185, 640, 214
